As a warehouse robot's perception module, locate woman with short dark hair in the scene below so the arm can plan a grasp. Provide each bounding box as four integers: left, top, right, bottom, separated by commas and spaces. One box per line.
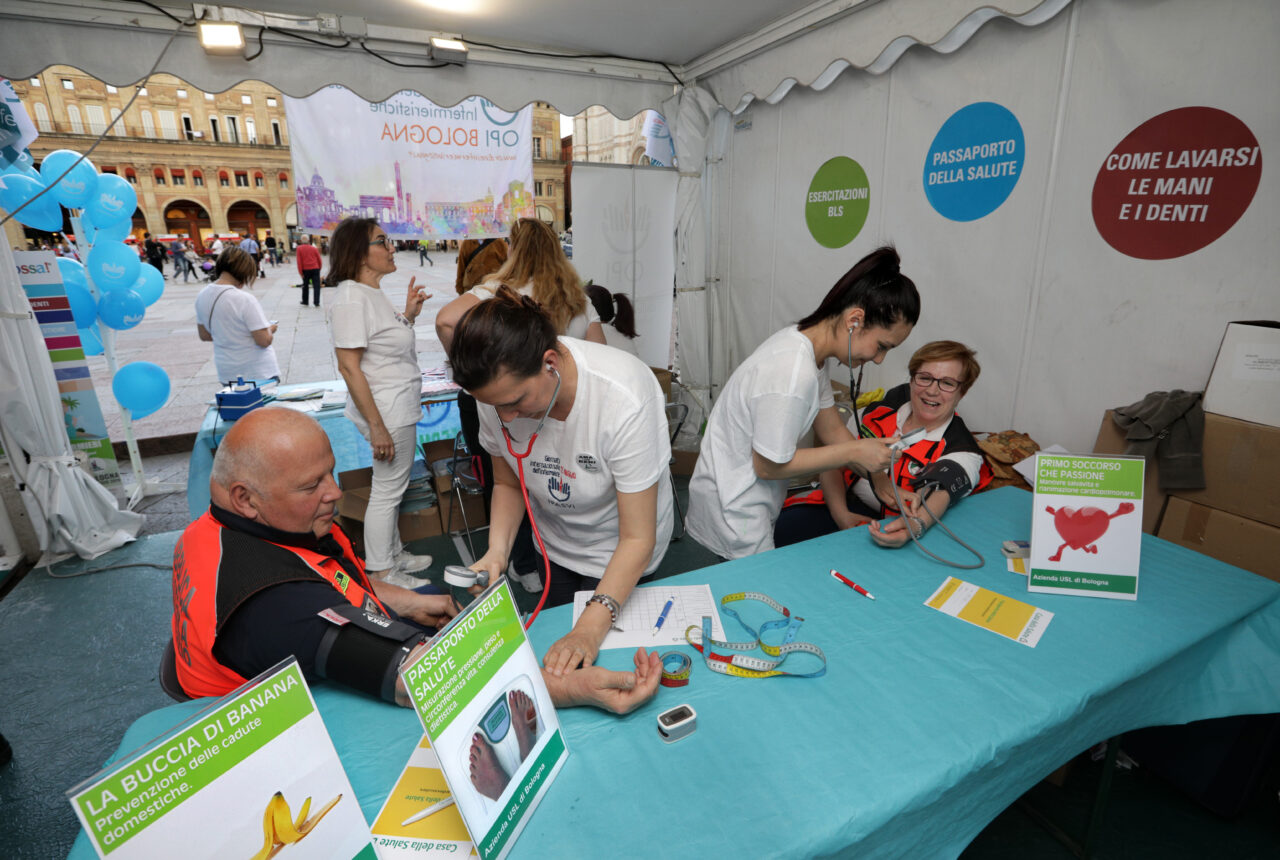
775, 340, 991, 548
326, 217, 432, 586
686, 246, 921, 560
449, 288, 674, 676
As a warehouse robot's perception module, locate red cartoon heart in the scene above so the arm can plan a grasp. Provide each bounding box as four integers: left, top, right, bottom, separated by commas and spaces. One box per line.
1052, 507, 1112, 549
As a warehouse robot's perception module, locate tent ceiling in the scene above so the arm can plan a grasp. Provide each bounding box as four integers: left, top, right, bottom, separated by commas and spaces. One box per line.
210, 0, 822, 67
0, 0, 1069, 116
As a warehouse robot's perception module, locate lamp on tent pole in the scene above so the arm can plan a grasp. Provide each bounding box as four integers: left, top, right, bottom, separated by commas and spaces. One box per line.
70, 212, 180, 509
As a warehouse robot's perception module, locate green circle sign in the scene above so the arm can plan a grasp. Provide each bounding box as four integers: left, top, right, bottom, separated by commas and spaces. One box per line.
805, 156, 870, 248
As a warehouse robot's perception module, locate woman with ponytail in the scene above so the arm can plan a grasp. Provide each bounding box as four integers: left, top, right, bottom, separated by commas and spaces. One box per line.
587, 284, 640, 357
685, 246, 921, 560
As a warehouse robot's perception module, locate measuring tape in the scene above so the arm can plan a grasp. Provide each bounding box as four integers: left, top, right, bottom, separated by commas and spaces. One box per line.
684, 592, 827, 679
659, 651, 692, 687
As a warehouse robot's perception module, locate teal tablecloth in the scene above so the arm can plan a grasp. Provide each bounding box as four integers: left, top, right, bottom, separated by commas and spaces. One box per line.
185, 381, 460, 517
69, 487, 1280, 859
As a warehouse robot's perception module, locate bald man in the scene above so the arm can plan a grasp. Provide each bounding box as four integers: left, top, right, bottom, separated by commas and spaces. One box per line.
170, 408, 660, 713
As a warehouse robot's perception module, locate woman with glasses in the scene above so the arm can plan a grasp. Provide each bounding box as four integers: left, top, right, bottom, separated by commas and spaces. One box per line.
449, 288, 674, 677
686, 246, 919, 560
326, 217, 433, 587
775, 340, 992, 548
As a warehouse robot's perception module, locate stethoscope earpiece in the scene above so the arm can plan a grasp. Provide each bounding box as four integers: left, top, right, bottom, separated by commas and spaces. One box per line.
500, 365, 562, 458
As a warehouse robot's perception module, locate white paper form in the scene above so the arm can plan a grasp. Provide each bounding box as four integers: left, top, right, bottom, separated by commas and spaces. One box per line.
572, 584, 726, 650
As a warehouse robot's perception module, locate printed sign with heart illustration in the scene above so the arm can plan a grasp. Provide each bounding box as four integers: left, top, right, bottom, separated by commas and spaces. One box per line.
1029, 454, 1143, 600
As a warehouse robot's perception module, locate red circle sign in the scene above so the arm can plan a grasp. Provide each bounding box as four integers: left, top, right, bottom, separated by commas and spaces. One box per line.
1092, 107, 1261, 260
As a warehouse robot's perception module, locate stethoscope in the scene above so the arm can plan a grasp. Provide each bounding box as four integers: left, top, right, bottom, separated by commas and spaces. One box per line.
499, 364, 562, 458
847, 325, 864, 417
495, 363, 562, 629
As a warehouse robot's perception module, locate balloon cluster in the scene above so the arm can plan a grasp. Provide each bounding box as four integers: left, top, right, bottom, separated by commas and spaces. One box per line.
1, 148, 171, 420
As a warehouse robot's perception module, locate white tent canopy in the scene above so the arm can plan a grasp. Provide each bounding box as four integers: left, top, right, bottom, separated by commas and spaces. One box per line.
0, 0, 1062, 117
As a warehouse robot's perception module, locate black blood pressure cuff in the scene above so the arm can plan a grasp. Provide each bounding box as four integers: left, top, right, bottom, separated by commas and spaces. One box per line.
912, 459, 972, 500
314, 604, 426, 704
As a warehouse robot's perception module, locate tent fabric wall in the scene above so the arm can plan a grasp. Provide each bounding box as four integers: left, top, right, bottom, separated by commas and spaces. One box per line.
707, 0, 1279, 453
570, 164, 678, 369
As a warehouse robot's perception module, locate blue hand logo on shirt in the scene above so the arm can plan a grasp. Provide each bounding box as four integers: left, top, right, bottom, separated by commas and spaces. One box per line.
547, 473, 571, 503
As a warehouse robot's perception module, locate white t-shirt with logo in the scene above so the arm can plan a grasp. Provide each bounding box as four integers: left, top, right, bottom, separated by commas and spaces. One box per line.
477, 338, 673, 578
194, 283, 279, 383
329, 280, 422, 431
467, 280, 601, 339
686, 326, 835, 559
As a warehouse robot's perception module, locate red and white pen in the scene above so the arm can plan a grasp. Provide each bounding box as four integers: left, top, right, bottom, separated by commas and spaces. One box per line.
830, 569, 875, 600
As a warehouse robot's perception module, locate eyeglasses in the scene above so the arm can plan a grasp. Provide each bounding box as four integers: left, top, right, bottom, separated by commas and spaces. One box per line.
911, 372, 962, 393
368, 235, 392, 247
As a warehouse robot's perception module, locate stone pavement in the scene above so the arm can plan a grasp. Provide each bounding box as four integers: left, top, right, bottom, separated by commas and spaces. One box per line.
86, 247, 460, 442
82, 247, 459, 535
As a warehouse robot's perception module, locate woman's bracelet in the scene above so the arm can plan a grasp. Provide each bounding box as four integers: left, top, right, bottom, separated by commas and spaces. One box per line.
585, 593, 621, 627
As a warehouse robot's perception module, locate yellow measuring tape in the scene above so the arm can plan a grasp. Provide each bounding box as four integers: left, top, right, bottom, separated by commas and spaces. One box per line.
684, 591, 827, 679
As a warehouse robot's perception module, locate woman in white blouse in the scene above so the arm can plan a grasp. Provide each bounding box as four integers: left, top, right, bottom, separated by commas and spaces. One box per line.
326, 217, 432, 586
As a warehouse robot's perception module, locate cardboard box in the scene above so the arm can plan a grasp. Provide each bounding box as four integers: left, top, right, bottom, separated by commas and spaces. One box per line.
336, 468, 444, 544
1171, 414, 1280, 529
430, 458, 454, 495
440, 491, 487, 533
671, 448, 699, 476
1203, 321, 1280, 428
650, 367, 673, 401
1158, 497, 1280, 583
1092, 410, 1166, 534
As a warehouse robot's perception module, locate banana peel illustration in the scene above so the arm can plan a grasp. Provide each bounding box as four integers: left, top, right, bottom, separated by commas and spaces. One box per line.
250, 791, 342, 859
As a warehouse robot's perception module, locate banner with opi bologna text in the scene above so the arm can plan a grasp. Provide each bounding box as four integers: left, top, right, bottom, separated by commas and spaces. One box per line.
284, 88, 534, 240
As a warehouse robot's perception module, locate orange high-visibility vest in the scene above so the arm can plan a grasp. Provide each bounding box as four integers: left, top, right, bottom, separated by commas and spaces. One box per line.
171, 510, 386, 698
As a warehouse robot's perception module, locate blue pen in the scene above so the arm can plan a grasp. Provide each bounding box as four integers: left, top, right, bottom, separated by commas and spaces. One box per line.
651, 596, 675, 636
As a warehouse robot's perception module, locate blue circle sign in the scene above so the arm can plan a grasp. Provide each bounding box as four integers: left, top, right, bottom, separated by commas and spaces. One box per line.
924, 102, 1024, 222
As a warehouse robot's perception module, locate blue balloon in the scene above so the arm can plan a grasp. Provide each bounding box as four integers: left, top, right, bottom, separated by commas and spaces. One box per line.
131, 264, 165, 307
78, 323, 104, 356
81, 210, 132, 245
39, 149, 99, 209
0, 173, 64, 231
0, 156, 41, 181
57, 257, 88, 289
85, 173, 136, 227
87, 240, 141, 292
97, 288, 146, 330
112, 361, 170, 419
66, 282, 98, 328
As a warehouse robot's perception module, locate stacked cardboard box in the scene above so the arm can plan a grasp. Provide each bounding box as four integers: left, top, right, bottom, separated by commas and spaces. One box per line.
1098, 322, 1280, 583
336, 466, 443, 555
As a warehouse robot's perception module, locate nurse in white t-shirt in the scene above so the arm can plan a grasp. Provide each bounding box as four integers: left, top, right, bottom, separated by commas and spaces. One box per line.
448, 288, 674, 676
686, 246, 921, 560
195, 246, 279, 383
326, 218, 432, 585
434, 217, 606, 348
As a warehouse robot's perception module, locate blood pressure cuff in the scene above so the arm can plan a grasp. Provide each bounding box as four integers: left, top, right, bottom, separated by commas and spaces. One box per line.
314, 604, 426, 704
912, 459, 972, 500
